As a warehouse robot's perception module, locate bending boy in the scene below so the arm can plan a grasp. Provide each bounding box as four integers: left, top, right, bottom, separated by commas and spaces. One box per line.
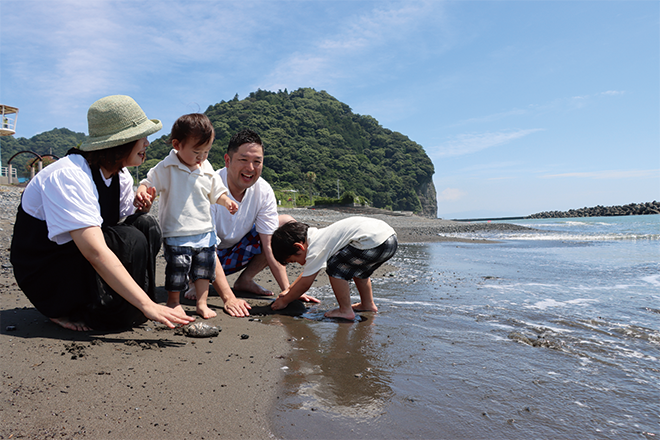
270, 217, 397, 320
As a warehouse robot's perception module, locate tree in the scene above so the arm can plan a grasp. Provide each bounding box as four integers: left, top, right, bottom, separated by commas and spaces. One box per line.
305, 171, 317, 204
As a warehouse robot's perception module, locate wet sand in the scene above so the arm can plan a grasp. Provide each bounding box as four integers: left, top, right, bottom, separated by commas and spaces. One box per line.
0, 185, 528, 439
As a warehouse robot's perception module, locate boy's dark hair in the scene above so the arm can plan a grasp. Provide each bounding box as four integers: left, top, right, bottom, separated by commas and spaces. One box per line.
169, 113, 214, 149
227, 129, 262, 157
271, 221, 309, 265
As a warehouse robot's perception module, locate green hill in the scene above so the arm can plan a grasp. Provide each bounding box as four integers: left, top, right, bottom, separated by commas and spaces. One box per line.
1, 88, 437, 216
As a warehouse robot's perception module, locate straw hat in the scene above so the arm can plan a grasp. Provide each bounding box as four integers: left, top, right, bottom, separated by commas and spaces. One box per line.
80, 95, 162, 151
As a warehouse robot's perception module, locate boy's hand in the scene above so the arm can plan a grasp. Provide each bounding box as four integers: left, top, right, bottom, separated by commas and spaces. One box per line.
271, 294, 290, 311
134, 187, 156, 212
218, 194, 239, 215
300, 293, 320, 304
226, 199, 239, 215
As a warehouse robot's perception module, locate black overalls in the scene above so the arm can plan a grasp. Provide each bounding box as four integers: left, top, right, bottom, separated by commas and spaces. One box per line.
10, 164, 162, 331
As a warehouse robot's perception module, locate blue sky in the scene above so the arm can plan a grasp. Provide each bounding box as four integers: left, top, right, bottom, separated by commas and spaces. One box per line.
1, 0, 658, 218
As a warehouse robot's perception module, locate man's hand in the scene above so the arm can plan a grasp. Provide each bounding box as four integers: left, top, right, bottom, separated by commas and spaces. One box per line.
223, 297, 252, 317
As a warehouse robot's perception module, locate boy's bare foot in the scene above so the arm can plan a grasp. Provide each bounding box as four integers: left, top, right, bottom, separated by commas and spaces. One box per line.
183, 283, 197, 300
352, 302, 378, 313
196, 304, 217, 319
50, 316, 92, 332
233, 278, 274, 296
324, 308, 356, 321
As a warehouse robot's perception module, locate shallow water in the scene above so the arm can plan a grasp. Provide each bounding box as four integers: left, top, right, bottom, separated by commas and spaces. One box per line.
270, 216, 659, 439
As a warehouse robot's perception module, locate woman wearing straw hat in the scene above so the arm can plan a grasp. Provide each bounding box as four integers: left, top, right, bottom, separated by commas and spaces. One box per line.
10, 95, 195, 331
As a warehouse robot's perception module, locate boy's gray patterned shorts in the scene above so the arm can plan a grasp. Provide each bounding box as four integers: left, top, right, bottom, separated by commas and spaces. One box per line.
164, 244, 216, 292
325, 234, 397, 280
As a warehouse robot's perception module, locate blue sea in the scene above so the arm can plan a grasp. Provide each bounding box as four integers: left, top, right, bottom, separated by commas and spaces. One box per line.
270, 215, 659, 439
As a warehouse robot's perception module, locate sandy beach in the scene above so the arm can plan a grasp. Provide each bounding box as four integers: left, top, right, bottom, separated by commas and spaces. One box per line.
0, 185, 528, 439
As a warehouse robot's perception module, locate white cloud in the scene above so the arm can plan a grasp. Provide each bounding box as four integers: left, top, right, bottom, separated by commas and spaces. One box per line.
437, 187, 466, 202
262, 1, 442, 91
432, 128, 544, 158
601, 90, 625, 96
542, 169, 659, 179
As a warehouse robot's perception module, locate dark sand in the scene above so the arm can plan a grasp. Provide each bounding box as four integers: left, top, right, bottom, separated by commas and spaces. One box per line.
0, 185, 528, 439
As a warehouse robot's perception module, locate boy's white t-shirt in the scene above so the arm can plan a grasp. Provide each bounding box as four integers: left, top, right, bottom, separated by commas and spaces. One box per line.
302, 216, 396, 277
20, 154, 136, 245
210, 167, 279, 249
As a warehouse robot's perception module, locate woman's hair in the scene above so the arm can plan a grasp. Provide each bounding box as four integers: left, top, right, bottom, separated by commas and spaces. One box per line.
84, 140, 138, 175
169, 113, 215, 149
271, 221, 309, 265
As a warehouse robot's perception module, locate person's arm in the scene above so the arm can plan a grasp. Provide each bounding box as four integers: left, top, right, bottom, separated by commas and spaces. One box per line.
211, 254, 252, 317
216, 193, 238, 214
259, 233, 290, 291
70, 226, 194, 328
271, 272, 318, 310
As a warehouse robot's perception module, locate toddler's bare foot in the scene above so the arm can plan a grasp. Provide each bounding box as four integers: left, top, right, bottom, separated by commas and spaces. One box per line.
324, 308, 356, 321
50, 316, 92, 332
183, 283, 197, 300
352, 302, 378, 313
196, 304, 217, 319
233, 278, 274, 296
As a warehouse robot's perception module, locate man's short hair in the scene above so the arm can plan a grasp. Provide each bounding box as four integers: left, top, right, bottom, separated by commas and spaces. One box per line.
271, 221, 309, 265
227, 129, 262, 156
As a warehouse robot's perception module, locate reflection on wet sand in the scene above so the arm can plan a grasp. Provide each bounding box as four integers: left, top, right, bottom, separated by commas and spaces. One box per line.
271, 311, 393, 420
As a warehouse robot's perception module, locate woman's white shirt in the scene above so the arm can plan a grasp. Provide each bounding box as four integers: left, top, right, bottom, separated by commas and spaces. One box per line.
21, 154, 136, 245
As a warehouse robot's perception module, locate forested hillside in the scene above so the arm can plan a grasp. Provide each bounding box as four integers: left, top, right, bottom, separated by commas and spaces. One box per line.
1, 88, 437, 216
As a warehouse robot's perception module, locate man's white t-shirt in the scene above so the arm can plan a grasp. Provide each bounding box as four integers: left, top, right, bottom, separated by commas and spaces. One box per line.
210, 167, 279, 249
302, 216, 396, 277
21, 154, 135, 245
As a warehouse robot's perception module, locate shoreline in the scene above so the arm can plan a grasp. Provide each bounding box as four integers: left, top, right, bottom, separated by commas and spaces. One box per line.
0, 185, 528, 439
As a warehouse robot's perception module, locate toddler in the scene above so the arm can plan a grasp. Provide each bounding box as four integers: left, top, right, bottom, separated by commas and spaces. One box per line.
135, 113, 237, 318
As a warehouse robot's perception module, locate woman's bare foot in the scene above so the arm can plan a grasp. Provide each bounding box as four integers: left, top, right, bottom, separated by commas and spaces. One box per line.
50, 317, 92, 331
324, 307, 356, 321
233, 278, 274, 296
352, 302, 378, 313
196, 304, 217, 319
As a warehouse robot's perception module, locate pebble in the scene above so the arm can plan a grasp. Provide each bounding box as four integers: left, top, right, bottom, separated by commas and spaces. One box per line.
181, 322, 220, 338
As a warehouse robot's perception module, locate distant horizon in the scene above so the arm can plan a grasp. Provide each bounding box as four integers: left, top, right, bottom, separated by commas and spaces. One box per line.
2, 1, 657, 219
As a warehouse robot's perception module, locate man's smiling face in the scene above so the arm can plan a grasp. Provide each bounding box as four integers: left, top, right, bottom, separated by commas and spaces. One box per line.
224, 142, 263, 201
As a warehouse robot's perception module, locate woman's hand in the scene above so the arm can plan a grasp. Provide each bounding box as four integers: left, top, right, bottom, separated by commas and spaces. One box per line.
134, 186, 156, 212
142, 303, 195, 328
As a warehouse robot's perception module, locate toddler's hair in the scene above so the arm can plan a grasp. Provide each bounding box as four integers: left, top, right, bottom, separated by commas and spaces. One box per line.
169, 113, 214, 149
227, 129, 262, 156
271, 221, 309, 265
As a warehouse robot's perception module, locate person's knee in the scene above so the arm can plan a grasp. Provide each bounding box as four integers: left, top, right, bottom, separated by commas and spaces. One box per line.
278, 214, 296, 226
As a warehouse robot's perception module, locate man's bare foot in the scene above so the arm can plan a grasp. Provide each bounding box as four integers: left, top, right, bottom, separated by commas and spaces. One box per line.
233, 278, 274, 296
196, 304, 217, 319
50, 317, 92, 331
183, 283, 197, 300
324, 308, 356, 321
352, 302, 378, 313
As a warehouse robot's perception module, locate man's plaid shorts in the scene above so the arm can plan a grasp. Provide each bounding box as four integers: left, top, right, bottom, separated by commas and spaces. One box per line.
217, 225, 262, 275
